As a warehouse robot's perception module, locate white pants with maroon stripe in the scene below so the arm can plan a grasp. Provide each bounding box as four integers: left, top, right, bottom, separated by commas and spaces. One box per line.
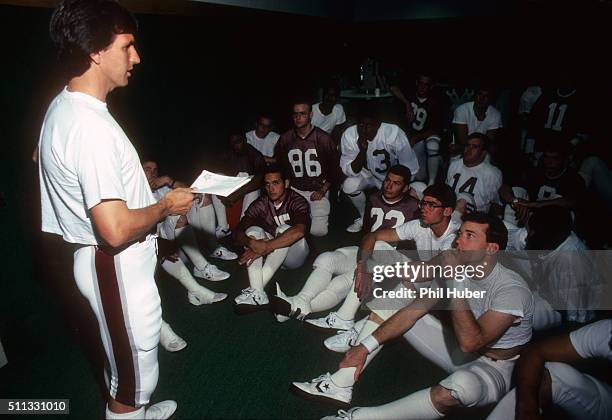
72, 239, 161, 407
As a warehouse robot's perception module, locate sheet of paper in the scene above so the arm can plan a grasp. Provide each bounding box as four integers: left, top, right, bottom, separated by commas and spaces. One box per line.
190, 170, 252, 196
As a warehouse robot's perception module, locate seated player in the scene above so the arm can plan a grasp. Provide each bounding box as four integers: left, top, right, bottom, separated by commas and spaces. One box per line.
211, 133, 266, 238
233, 166, 311, 310
487, 319, 611, 420
142, 160, 230, 282
525, 206, 601, 323
311, 86, 347, 139
499, 140, 586, 226
274, 100, 340, 237
245, 113, 279, 164
452, 86, 502, 153
311, 184, 460, 351
302, 214, 534, 420
446, 133, 502, 215
390, 73, 444, 186
341, 106, 419, 232
270, 165, 419, 323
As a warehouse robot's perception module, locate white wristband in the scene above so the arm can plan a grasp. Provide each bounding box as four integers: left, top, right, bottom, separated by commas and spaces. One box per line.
360, 335, 379, 354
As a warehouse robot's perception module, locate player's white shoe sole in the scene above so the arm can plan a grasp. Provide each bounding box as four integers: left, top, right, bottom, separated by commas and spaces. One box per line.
187, 291, 227, 306
233, 287, 269, 314
305, 312, 355, 331
209, 246, 238, 261
160, 324, 187, 353
345, 218, 363, 233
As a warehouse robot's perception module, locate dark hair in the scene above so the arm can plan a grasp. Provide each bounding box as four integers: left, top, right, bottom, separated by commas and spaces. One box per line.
263, 165, 286, 181
527, 206, 572, 250
422, 183, 456, 209
466, 132, 490, 149
356, 102, 381, 123
461, 212, 508, 250
541, 135, 571, 156
386, 165, 411, 185
50, 0, 138, 78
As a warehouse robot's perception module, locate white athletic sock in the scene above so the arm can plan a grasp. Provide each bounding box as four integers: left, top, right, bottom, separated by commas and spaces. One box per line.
427, 156, 441, 186
330, 319, 381, 387
310, 290, 343, 313
212, 195, 229, 230
352, 388, 443, 420
261, 246, 289, 287
175, 226, 210, 270
336, 288, 361, 321
348, 191, 367, 219
247, 256, 265, 291
161, 259, 214, 299
310, 272, 354, 312
296, 267, 334, 302
105, 405, 145, 419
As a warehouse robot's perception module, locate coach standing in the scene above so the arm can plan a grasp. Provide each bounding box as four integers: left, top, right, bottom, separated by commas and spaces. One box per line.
37, 1, 193, 419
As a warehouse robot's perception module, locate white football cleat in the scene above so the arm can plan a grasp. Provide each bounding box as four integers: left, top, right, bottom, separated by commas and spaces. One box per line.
193, 264, 230, 281
345, 218, 363, 233
209, 246, 238, 261
145, 400, 177, 419
291, 372, 352, 406
321, 408, 361, 420
234, 287, 269, 313
187, 290, 227, 306
160, 323, 187, 353
215, 226, 232, 239
324, 328, 359, 353
306, 312, 355, 331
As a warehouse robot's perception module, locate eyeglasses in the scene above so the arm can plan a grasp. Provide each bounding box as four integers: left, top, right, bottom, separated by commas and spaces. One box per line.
418, 200, 445, 209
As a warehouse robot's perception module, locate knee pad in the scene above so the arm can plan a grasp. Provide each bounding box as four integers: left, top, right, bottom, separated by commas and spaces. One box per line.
245, 225, 266, 240
342, 176, 363, 195
313, 250, 348, 272
425, 136, 441, 156
438, 370, 484, 407
409, 181, 427, 200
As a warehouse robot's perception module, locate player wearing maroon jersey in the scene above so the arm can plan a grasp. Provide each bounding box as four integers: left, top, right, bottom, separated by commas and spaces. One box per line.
274, 101, 340, 236
233, 166, 311, 311
390, 74, 443, 186
271, 165, 418, 323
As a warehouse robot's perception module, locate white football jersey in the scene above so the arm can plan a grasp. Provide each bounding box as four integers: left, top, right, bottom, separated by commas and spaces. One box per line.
453, 101, 503, 134
446, 159, 502, 213
311, 103, 346, 134
340, 122, 419, 183
245, 130, 279, 158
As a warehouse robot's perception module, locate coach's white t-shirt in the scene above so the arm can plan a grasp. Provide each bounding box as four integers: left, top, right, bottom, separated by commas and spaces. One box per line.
245, 130, 279, 157
446, 159, 502, 213
39, 87, 155, 245
453, 101, 503, 134
311, 103, 346, 134
395, 219, 460, 261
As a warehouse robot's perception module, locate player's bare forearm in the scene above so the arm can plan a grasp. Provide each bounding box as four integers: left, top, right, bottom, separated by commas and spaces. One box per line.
389, 85, 409, 106
516, 334, 580, 416
350, 149, 367, 174
265, 224, 305, 251
451, 308, 517, 353
453, 124, 468, 146
410, 128, 435, 145
499, 184, 516, 204
372, 300, 431, 345
91, 198, 170, 248
235, 228, 252, 248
